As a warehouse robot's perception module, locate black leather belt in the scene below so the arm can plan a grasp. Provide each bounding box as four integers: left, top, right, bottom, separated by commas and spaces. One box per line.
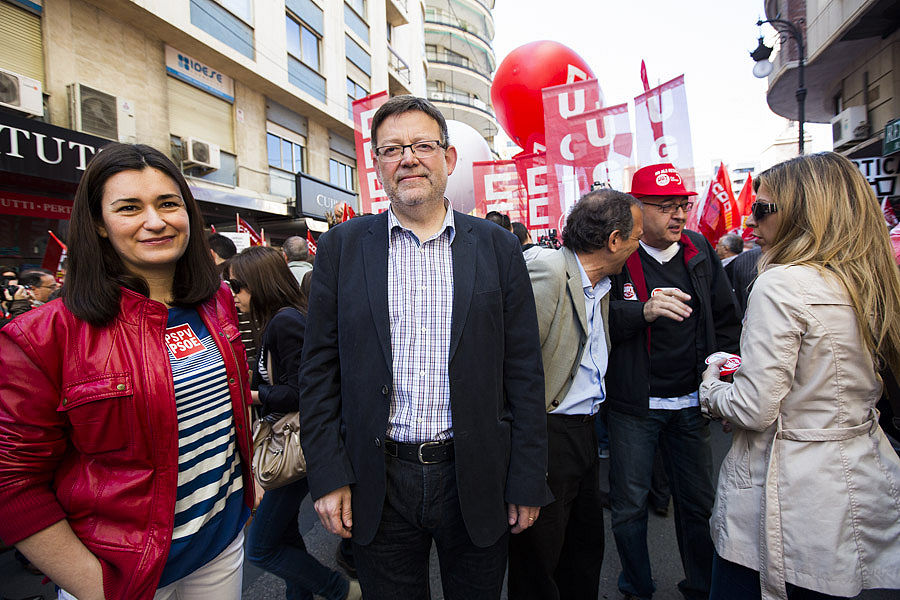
384, 439, 454, 464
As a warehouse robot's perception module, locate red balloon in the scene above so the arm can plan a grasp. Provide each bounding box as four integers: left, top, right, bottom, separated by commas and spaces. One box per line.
491, 41, 596, 152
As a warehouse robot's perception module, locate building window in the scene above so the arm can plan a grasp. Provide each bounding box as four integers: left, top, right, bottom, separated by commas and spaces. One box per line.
173, 135, 238, 186
346, 0, 365, 17
267, 132, 305, 173
344, 2, 369, 44
330, 158, 355, 192
346, 78, 368, 120
286, 14, 321, 72
345, 34, 371, 76
190, 0, 255, 59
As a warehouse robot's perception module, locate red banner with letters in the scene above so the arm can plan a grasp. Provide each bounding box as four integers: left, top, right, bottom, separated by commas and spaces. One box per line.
513, 152, 555, 235
0, 191, 73, 219
472, 160, 528, 226
634, 75, 695, 193
540, 80, 604, 227
544, 101, 634, 215
352, 91, 390, 214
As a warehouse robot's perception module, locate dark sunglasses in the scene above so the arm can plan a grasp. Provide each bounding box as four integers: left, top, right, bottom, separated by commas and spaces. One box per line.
226, 279, 245, 294
751, 201, 778, 221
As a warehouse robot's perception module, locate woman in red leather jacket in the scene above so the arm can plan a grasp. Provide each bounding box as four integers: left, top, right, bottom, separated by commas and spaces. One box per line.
0, 143, 255, 600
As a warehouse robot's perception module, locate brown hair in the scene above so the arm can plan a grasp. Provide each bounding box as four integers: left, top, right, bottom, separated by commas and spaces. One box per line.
225, 246, 307, 335
63, 143, 219, 326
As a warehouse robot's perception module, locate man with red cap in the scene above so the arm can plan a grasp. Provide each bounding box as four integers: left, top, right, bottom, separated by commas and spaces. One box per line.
604, 163, 740, 600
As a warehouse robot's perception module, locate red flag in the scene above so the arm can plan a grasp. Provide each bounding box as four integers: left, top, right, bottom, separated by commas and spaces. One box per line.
306, 230, 317, 256
736, 173, 755, 217
42, 230, 67, 281
698, 163, 740, 245
210, 224, 217, 234
353, 91, 390, 214
338, 202, 356, 222
640, 60, 650, 93
236, 215, 263, 246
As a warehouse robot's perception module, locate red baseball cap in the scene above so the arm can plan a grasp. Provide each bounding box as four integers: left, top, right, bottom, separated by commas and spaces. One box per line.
630, 163, 696, 199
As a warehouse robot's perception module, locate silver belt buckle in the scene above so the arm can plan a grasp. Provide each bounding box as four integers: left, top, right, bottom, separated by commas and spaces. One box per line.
417, 441, 442, 464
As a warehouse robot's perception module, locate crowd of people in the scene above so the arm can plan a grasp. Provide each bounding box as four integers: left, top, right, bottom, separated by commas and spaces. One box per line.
0, 94, 898, 600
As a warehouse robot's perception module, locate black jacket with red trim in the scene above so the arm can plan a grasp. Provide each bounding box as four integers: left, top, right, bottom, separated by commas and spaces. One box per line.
605, 229, 740, 417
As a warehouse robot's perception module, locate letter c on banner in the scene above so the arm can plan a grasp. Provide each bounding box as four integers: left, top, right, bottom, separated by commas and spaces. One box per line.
561, 134, 574, 161
653, 135, 678, 161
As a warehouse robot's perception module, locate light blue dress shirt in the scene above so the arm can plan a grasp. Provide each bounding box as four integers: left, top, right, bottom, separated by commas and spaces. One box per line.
551, 255, 610, 416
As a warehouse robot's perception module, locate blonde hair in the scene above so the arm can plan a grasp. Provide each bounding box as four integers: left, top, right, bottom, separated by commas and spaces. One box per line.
755, 152, 900, 373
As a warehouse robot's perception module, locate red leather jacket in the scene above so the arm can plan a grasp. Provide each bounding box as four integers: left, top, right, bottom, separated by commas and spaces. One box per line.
0, 284, 254, 600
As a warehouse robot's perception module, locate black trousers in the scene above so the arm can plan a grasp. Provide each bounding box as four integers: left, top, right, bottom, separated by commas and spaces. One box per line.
507, 414, 605, 600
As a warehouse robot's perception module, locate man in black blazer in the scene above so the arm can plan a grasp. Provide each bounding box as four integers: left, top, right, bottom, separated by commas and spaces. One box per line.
299, 95, 551, 600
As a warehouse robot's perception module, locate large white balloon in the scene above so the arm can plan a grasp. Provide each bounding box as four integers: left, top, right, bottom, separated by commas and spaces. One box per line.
445, 120, 492, 214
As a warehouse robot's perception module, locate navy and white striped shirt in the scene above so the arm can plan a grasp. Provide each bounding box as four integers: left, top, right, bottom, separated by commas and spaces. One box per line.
159, 307, 247, 587
386, 204, 455, 443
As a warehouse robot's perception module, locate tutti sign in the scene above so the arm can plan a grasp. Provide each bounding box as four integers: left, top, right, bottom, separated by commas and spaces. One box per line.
0, 109, 112, 184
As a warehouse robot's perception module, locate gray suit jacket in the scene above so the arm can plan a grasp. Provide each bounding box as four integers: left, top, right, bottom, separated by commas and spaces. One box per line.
528, 247, 610, 412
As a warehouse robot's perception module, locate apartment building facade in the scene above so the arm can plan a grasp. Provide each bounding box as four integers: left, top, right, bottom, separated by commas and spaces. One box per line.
760, 0, 899, 205
0, 0, 427, 267
423, 0, 498, 149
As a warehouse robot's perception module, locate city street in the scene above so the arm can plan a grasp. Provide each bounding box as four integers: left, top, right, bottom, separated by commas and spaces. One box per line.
3, 426, 898, 600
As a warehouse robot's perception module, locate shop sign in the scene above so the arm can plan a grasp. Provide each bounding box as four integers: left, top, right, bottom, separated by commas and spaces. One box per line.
0, 190, 72, 219
0, 110, 111, 184
165, 45, 235, 103
852, 156, 899, 198
884, 118, 900, 157
296, 172, 358, 219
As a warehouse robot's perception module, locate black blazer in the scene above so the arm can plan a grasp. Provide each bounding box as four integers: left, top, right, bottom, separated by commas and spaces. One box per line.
299, 210, 552, 547
257, 307, 306, 416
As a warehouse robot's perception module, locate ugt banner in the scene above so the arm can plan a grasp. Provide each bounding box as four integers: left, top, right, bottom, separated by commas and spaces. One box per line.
539, 79, 605, 227
352, 91, 389, 214
472, 160, 528, 225
634, 75, 696, 193
544, 101, 634, 215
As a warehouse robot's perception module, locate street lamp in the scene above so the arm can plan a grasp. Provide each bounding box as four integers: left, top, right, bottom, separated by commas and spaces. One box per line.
750, 18, 806, 155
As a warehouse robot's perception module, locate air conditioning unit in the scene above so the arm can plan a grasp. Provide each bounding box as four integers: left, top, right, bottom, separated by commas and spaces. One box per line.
184, 137, 221, 170
67, 83, 136, 142
831, 106, 869, 148
429, 91, 444, 101
0, 67, 43, 117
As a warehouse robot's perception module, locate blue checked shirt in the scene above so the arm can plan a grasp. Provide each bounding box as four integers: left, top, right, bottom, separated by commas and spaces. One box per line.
386, 205, 456, 443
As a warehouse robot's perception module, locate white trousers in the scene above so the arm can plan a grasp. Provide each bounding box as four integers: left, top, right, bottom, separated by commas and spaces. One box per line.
59, 530, 244, 600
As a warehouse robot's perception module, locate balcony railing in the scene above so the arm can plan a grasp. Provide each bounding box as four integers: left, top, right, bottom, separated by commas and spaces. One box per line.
388, 45, 411, 85
424, 13, 493, 47
425, 49, 491, 80
427, 89, 494, 118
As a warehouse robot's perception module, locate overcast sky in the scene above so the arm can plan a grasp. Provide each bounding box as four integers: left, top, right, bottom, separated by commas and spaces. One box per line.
491, 0, 831, 174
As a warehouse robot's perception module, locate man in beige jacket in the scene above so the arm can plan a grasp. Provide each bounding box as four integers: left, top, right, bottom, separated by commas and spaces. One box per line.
507, 189, 642, 600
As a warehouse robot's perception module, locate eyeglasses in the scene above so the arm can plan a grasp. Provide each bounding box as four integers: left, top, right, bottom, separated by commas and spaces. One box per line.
226, 279, 245, 294
751, 201, 778, 221
641, 201, 693, 214
374, 140, 445, 162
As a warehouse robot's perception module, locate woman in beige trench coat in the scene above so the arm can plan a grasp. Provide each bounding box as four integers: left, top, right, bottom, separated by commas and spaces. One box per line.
700, 152, 900, 600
